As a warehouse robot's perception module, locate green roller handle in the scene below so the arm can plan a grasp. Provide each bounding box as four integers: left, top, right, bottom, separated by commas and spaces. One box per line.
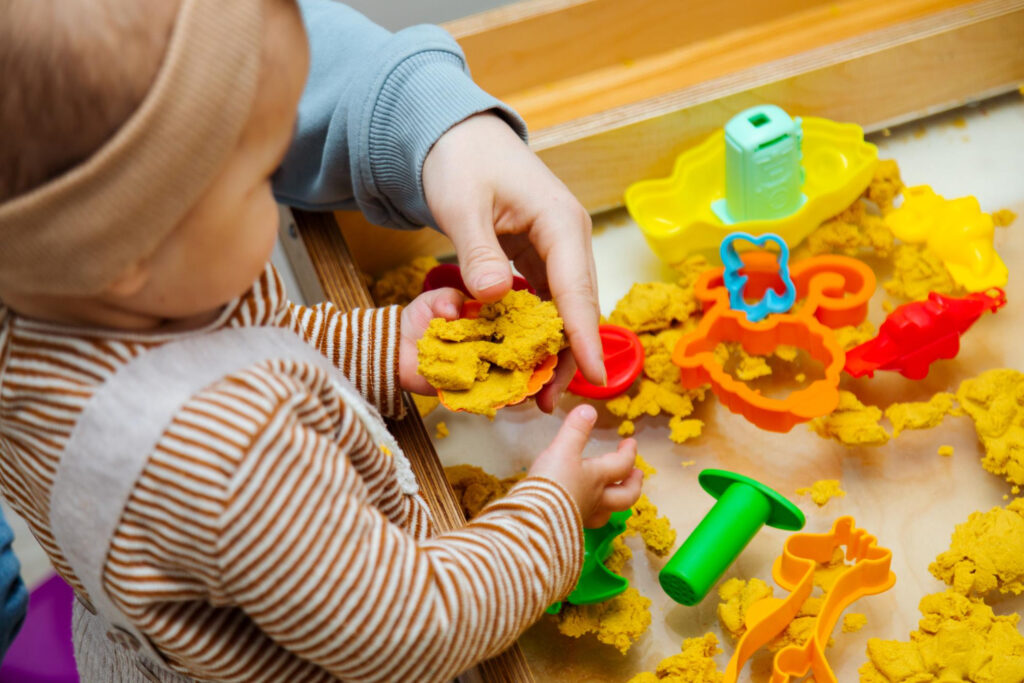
659, 469, 805, 606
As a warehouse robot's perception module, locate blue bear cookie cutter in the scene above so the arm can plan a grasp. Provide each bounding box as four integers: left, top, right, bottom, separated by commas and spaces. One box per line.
721, 232, 797, 323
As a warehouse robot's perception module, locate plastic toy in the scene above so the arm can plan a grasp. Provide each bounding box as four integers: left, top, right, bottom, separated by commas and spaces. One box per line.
659, 470, 805, 606
422, 262, 535, 297
721, 232, 796, 322
567, 324, 644, 399
845, 288, 1006, 379
672, 251, 875, 432
436, 300, 557, 412
547, 509, 632, 614
711, 105, 805, 224
625, 109, 878, 265
723, 516, 896, 683
885, 185, 1008, 292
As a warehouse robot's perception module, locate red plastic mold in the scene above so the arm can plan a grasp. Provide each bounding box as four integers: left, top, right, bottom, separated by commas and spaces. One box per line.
844, 288, 1006, 379
567, 324, 645, 399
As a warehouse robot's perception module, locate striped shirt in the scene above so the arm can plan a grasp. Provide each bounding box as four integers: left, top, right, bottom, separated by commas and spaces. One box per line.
0, 264, 583, 682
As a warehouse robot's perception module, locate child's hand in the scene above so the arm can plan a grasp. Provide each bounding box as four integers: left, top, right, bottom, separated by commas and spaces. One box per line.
423, 113, 605, 412
528, 405, 643, 528
399, 287, 464, 395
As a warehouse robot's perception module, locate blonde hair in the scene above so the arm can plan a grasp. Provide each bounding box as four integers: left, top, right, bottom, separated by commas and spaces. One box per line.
0, 0, 179, 201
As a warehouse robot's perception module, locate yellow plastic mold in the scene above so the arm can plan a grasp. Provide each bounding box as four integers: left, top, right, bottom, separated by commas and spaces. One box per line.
625, 117, 878, 265
884, 185, 1008, 292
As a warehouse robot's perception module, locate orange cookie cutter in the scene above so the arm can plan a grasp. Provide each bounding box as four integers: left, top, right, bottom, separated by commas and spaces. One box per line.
437, 300, 558, 412
724, 516, 895, 683
671, 252, 875, 432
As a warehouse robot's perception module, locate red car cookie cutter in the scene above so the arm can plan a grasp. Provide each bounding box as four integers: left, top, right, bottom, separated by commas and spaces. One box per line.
724, 516, 896, 683
672, 252, 875, 432
844, 288, 1006, 379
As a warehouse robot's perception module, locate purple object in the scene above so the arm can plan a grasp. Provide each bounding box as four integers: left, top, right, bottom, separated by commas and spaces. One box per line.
0, 573, 78, 682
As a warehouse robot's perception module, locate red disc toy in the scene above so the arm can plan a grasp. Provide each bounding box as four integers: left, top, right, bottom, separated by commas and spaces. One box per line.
422, 263, 534, 297
567, 324, 645, 399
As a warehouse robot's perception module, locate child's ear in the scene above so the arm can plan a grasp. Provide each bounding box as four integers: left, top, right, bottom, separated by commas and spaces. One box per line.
104, 260, 151, 298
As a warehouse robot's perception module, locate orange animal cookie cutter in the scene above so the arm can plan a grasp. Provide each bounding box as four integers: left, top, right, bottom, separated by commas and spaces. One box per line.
671, 252, 875, 432
724, 516, 896, 683
436, 300, 558, 412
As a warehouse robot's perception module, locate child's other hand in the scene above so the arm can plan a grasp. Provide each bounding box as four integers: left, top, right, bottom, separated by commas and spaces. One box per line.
399, 287, 463, 395
528, 404, 642, 528
423, 113, 604, 412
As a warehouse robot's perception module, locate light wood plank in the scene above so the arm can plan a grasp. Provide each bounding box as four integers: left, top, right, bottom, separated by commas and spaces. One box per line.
500, 0, 975, 130
446, 0, 838, 99
530, 0, 1024, 212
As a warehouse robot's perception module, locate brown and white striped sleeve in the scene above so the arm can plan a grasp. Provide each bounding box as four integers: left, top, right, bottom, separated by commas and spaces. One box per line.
284, 301, 405, 419
213, 391, 583, 681
105, 360, 583, 682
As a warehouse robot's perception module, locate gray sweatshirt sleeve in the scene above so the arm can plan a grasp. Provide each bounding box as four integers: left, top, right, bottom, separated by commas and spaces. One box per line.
273, 0, 528, 230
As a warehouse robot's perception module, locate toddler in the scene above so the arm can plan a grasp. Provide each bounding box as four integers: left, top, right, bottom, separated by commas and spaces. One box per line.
0, 0, 641, 681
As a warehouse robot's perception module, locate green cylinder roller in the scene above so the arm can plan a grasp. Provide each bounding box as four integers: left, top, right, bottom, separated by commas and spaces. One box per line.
659, 469, 805, 606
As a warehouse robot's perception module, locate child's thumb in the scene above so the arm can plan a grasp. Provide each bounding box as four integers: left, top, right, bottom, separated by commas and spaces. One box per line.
547, 404, 597, 457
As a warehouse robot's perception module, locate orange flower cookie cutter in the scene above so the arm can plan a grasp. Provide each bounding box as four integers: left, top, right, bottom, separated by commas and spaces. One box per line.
724, 516, 895, 683
671, 251, 875, 432
436, 300, 558, 412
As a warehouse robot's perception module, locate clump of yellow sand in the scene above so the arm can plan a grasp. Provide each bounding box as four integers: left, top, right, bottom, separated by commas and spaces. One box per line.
669, 417, 703, 444
834, 321, 877, 351
956, 369, 1024, 487
634, 454, 657, 478
884, 244, 961, 302
444, 464, 525, 519
810, 391, 889, 447
865, 159, 904, 212
606, 380, 705, 422
625, 494, 676, 557
800, 197, 895, 259
884, 392, 955, 437
992, 208, 1017, 227
793, 160, 902, 261
796, 479, 847, 507
608, 281, 699, 333
370, 255, 439, 306
626, 632, 724, 683
843, 613, 868, 633
554, 587, 652, 655
417, 290, 564, 417
859, 590, 1024, 682
929, 498, 1024, 597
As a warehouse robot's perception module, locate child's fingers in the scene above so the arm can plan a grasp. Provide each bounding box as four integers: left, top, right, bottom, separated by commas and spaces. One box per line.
599, 468, 643, 511
584, 438, 637, 485
419, 287, 463, 320
546, 404, 597, 457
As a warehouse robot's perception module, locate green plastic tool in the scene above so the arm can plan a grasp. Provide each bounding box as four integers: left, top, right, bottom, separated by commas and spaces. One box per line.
658, 469, 805, 606
547, 508, 632, 614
